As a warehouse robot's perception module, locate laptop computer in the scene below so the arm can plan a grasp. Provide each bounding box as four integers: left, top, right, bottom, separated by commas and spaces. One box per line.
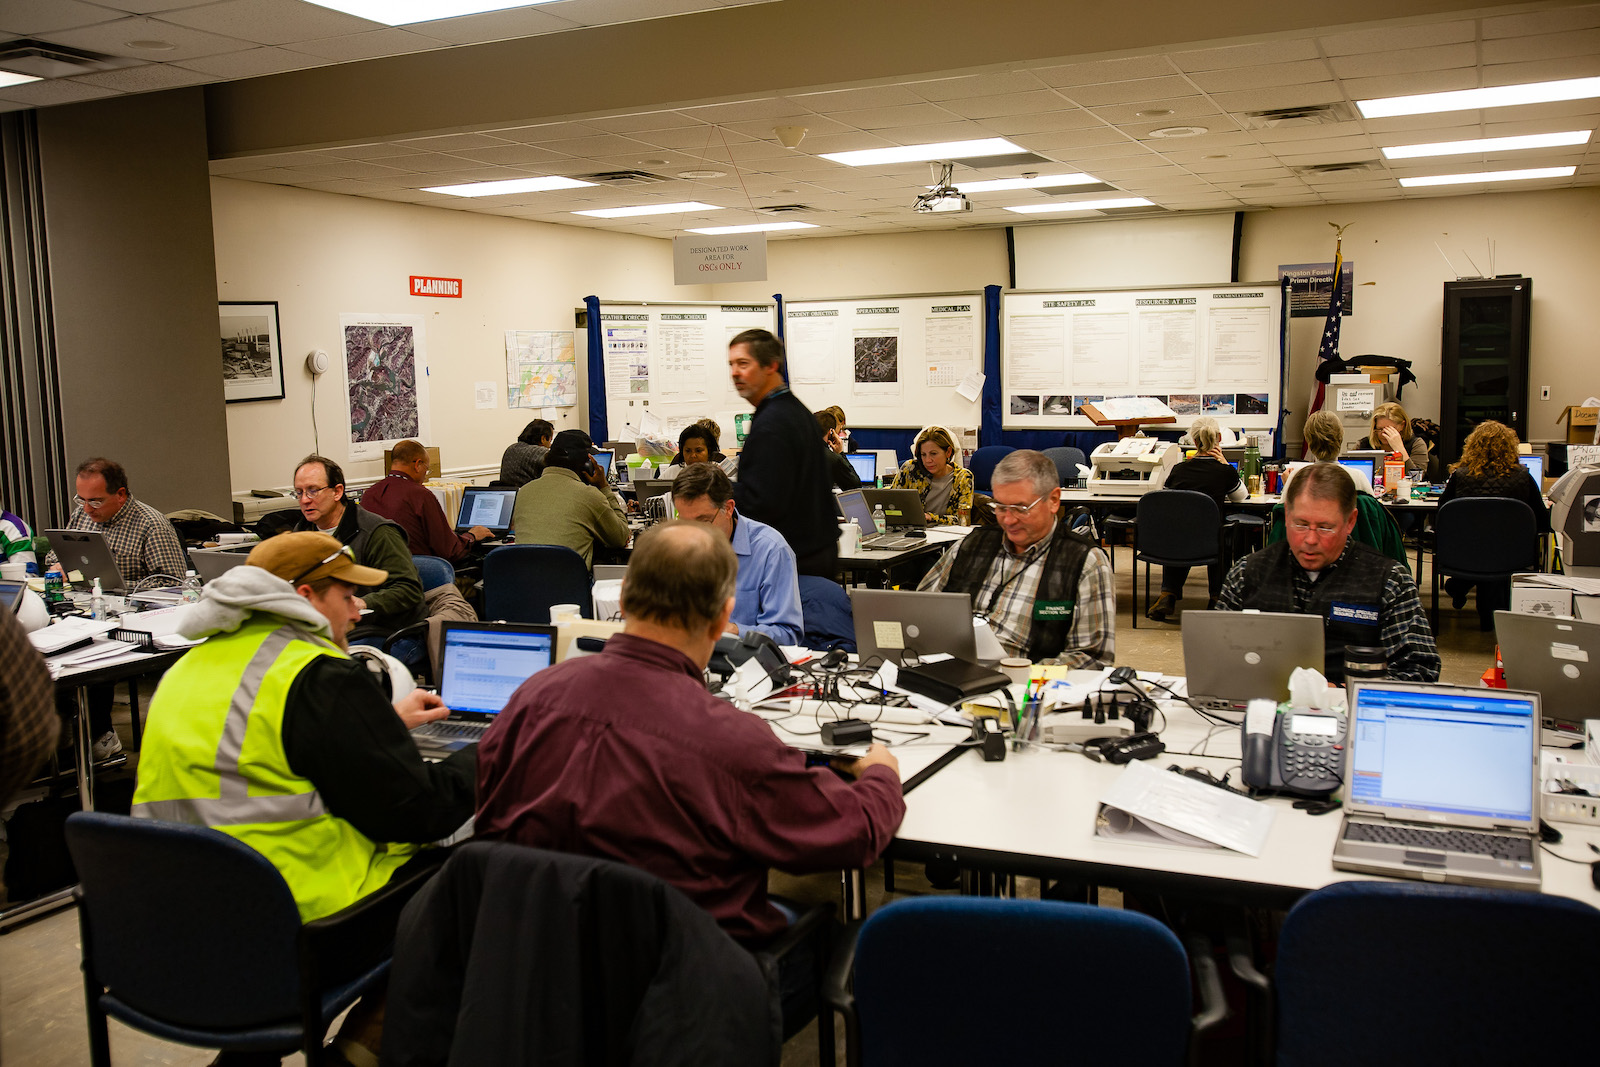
44, 529, 127, 593
1518, 453, 1545, 485
1494, 610, 1600, 728
862, 488, 928, 531
455, 487, 517, 539
1332, 681, 1542, 890
837, 490, 920, 550
0, 579, 26, 613
851, 588, 977, 666
1181, 610, 1325, 709
633, 478, 675, 503
188, 546, 252, 583
411, 621, 556, 751
847, 452, 877, 486
1337, 456, 1376, 483
593, 564, 628, 581
594, 450, 615, 480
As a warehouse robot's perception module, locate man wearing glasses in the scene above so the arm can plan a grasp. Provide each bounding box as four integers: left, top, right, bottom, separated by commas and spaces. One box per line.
1214, 463, 1440, 683
290, 454, 425, 645
919, 450, 1114, 667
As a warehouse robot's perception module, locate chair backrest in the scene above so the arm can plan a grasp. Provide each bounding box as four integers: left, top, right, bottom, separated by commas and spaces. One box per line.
797, 574, 855, 652
64, 812, 306, 1029
1135, 489, 1222, 562
1040, 446, 1087, 486
1434, 496, 1539, 577
969, 445, 1015, 494
411, 554, 455, 591
854, 897, 1191, 1064
1276, 881, 1600, 1066
482, 544, 593, 623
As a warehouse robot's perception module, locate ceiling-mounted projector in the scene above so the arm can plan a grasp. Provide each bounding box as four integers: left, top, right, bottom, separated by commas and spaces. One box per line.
913, 162, 972, 213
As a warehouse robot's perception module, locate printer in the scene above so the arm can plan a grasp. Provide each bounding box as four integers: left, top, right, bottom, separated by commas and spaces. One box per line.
1088, 438, 1180, 496
1549, 462, 1600, 567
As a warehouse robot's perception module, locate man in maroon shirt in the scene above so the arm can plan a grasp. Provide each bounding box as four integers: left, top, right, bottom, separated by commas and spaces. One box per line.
360, 439, 492, 566
475, 520, 905, 949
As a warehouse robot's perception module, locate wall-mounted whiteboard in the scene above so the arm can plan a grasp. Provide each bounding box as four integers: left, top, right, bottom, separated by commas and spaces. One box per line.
782, 293, 984, 430
597, 300, 776, 444
1001, 283, 1287, 432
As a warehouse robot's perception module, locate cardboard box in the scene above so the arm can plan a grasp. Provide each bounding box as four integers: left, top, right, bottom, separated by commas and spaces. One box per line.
1558, 405, 1598, 445
1510, 575, 1573, 618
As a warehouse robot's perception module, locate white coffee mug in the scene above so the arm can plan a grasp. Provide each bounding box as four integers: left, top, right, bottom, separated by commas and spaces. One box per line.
549, 603, 582, 623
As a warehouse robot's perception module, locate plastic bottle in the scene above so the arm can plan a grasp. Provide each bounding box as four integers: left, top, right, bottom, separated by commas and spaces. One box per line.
870, 503, 887, 536
89, 577, 106, 620
181, 569, 203, 604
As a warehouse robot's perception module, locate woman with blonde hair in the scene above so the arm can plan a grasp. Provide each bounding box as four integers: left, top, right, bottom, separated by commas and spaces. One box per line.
1438, 420, 1549, 628
890, 425, 974, 526
1286, 410, 1376, 496
1360, 401, 1430, 477
1146, 416, 1247, 620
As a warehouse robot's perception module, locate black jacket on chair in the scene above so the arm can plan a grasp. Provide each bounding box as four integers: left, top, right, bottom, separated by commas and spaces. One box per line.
383, 841, 779, 1067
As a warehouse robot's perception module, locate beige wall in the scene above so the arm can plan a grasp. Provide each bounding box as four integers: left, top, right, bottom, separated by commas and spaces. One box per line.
213, 178, 707, 493
712, 228, 1009, 301
1238, 186, 1600, 446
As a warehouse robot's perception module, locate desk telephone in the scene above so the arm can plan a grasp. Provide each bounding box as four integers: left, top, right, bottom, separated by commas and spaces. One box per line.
1240, 699, 1345, 798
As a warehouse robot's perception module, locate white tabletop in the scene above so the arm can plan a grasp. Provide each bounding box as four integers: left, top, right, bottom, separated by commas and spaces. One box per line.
1058, 487, 1440, 512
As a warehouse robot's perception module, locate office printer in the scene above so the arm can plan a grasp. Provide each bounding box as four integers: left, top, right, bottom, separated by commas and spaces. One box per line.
1549, 462, 1600, 566
1088, 438, 1180, 495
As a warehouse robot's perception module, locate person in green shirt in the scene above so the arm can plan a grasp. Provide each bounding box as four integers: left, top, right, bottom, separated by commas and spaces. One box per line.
511, 430, 630, 569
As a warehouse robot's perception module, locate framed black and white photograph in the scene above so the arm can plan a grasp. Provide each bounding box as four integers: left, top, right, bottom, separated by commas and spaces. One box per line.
220, 301, 284, 403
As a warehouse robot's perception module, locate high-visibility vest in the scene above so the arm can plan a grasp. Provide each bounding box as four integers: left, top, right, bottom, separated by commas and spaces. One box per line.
132, 615, 418, 921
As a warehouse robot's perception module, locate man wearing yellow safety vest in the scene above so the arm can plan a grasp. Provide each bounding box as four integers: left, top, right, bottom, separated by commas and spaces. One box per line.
134, 531, 475, 1067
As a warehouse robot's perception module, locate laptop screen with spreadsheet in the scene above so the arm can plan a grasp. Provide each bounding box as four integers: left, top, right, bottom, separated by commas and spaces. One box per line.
438, 623, 555, 716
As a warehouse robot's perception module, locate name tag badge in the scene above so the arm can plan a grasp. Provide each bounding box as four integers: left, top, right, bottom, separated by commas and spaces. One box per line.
1034, 599, 1075, 621
1329, 602, 1380, 626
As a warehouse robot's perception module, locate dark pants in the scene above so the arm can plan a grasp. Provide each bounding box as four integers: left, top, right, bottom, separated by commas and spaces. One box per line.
1159, 561, 1229, 599
1444, 575, 1511, 628
794, 544, 840, 580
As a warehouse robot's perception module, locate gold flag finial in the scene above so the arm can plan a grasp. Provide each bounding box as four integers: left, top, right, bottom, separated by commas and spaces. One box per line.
1329, 220, 1352, 251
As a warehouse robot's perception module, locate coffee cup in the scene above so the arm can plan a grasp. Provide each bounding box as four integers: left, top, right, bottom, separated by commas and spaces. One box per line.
999, 657, 1032, 686
0, 562, 25, 580
549, 603, 582, 623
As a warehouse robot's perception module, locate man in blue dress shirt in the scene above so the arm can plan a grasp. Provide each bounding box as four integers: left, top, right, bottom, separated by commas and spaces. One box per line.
671, 463, 803, 645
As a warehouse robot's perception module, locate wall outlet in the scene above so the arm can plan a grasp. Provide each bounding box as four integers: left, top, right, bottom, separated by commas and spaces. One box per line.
1541, 385, 1551, 400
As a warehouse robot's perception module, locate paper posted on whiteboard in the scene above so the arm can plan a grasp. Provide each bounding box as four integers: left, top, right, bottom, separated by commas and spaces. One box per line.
1097, 759, 1275, 855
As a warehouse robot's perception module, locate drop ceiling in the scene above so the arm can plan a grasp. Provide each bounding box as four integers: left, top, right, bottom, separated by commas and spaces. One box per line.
6, 0, 1600, 237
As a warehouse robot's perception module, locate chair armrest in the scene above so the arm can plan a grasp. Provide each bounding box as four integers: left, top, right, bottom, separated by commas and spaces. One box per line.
381, 621, 429, 657
762, 900, 835, 961
1185, 932, 1229, 1035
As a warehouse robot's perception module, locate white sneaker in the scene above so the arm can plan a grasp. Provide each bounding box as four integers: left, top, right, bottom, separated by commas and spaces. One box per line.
92, 730, 123, 761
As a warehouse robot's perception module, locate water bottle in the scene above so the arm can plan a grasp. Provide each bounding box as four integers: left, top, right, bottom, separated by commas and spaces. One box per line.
871, 503, 887, 536
181, 569, 203, 604
89, 577, 106, 620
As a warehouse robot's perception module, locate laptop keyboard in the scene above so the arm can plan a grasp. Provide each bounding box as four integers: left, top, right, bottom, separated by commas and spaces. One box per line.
413, 721, 488, 741
1344, 821, 1533, 861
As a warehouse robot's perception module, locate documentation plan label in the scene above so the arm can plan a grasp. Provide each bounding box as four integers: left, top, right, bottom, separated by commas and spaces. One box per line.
673, 234, 767, 285
409, 275, 463, 298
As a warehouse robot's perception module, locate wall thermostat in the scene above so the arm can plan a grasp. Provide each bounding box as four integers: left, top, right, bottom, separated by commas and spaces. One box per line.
305, 350, 329, 376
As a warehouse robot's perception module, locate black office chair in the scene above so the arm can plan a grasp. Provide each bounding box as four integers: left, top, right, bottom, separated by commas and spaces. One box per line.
1275, 881, 1600, 1067
1132, 489, 1222, 628
968, 445, 1015, 494
1430, 496, 1538, 629
482, 543, 593, 623
1040, 446, 1087, 487
64, 811, 440, 1067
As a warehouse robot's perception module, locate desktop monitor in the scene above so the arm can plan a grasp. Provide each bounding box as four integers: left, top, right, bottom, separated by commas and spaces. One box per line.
1518, 454, 1545, 485
847, 452, 877, 485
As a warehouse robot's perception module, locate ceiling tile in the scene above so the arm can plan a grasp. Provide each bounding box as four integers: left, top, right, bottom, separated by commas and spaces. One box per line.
533, 133, 666, 156
679, 97, 813, 123
1085, 95, 1221, 125
400, 6, 581, 45
1064, 76, 1199, 108
285, 27, 450, 61
1327, 43, 1479, 80
38, 15, 252, 61
1483, 6, 1600, 38
584, 111, 700, 134
285, 159, 413, 180
1483, 28, 1600, 64
1266, 134, 1374, 155
1337, 69, 1480, 100
0, 77, 120, 104
447, 143, 571, 166
1252, 120, 1369, 144
829, 102, 961, 130
1207, 83, 1344, 113
940, 89, 1076, 120
790, 132, 895, 154
544, 0, 737, 28
160, 0, 376, 45
911, 71, 1047, 101
630, 125, 748, 150
789, 84, 930, 111
1032, 55, 1177, 87
1188, 60, 1334, 94
979, 109, 1105, 136
719, 115, 857, 140
1486, 55, 1600, 84
1010, 126, 1132, 152
69, 62, 216, 92
0, 0, 120, 34
493, 121, 606, 144
394, 131, 513, 151
176, 45, 326, 77
864, 120, 995, 143
1171, 38, 1322, 72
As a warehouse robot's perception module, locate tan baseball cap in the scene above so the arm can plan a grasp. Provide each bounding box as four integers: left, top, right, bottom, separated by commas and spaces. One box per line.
247, 531, 387, 588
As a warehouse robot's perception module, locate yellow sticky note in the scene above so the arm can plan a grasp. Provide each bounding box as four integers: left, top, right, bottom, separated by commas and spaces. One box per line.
873, 620, 905, 650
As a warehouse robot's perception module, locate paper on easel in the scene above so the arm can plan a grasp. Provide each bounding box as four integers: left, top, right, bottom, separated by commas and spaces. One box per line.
1098, 759, 1276, 855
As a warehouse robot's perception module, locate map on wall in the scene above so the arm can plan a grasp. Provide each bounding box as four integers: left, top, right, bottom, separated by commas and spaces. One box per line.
506, 330, 578, 408
339, 313, 431, 458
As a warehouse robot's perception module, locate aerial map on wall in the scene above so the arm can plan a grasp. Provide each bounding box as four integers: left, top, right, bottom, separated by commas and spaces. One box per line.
340, 313, 431, 457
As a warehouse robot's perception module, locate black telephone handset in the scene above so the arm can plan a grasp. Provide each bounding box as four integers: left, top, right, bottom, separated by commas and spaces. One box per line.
709, 630, 791, 687
1241, 699, 1345, 798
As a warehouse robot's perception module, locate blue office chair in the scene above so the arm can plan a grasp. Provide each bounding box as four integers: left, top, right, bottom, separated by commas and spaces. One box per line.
968, 445, 1015, 494
1430, 496, 1538, 629
799, 574, 855, 652
1275, 880, 1600, 1067
411, 554, 455, 591
64, 811, 440, 1067
833, 897, 1207, 1066
483, 543, 593, 623
1040, 446, 1087, 486
1132, 489, 1223, 628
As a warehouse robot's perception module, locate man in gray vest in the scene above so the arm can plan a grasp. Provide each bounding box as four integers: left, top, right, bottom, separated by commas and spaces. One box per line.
919, 449, 1114, 667
1214, 463, 1440, 683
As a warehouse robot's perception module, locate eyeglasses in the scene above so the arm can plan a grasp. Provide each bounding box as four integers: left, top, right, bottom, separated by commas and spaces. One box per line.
74, 494, 116, 509
289, 544, 354, 586
292, 485, 331, 500
1288, 521, 1343, 537
990, 494, 1048, 517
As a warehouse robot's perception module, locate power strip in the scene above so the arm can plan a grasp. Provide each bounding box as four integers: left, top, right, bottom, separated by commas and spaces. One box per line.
1542, 751, 1600, 826
1039, 716, 1134, 745
1544, 793, 1600, 826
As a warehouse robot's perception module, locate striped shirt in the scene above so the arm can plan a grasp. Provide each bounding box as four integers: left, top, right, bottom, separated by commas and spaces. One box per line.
919, 526, 1115, 668
48, 498, 187, 587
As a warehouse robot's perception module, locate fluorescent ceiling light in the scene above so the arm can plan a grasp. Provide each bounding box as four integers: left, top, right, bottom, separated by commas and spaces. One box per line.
0, 71, 41, 89
302, 1, 548, 25
1358, 76, 1600, 118
573, 202, 722, 218
1399, 166, 1575, 188
940, 173, 1101, 193
685, 222, 819, 234
424, 175, 595, 197
1381, 130, 1591, 159
821, 138, 1027, 167
1004, 198, 1154, 214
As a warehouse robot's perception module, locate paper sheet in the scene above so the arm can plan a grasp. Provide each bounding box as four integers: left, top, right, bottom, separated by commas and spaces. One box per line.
1099, 759, 1276, 856
955, 370, 985, 402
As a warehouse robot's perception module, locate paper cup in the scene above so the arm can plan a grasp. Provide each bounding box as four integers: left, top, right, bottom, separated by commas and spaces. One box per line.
549, 603, 582, 623
0, 562, 25, 580
999, 657, 1032, 686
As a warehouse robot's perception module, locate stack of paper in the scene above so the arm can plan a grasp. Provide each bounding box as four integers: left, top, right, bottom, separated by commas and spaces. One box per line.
1097, 760, 1276, 855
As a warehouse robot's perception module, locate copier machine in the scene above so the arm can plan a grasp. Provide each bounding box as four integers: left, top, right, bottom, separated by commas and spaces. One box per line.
1087, 438, 1180, 495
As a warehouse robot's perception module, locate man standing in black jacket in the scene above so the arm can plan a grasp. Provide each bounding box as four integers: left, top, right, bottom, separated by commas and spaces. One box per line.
728, 329, 839, 577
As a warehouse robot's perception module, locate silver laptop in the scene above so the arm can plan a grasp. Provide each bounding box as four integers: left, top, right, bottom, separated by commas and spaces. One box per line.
837, 490, 920, 551
188, 546, 252, 583
1181, 610, 1324, 709
1495, 610, 1600, 728
862, 488, 928, 531
851, 588, 976, 666
1332, 681, 1542, 891
412, 621, 556, 752
45, 529, 127, 593
455, 487, 517, 539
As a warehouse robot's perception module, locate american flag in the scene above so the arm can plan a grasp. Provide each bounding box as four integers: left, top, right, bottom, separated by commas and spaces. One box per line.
1308, 248, 1345, 414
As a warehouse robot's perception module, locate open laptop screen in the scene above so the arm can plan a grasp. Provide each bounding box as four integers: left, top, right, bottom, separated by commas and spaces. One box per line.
836, 489, 878, 534
847, 453, 877, 484
1518, 454, 1544, 484
1338, 457, 1375, 481
456, 487, 517, 535
1348, 684, 1537, 825
438, 624, 555, 716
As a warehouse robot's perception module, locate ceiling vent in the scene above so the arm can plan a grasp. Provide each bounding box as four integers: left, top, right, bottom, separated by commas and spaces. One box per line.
1237, 102, 1357, 129
1293, 159, 1385, 177
758, 204, 813, 214
0, 39, 137, 78
575, 170, 670, 185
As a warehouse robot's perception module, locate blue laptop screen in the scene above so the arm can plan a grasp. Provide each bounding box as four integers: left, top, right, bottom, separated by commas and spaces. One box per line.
1338, 457, 1374, 480
1518, 454, 1544, 484
439, 628, 554, 715
1349, 686, 1535, 824
847, 452, 877, 484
